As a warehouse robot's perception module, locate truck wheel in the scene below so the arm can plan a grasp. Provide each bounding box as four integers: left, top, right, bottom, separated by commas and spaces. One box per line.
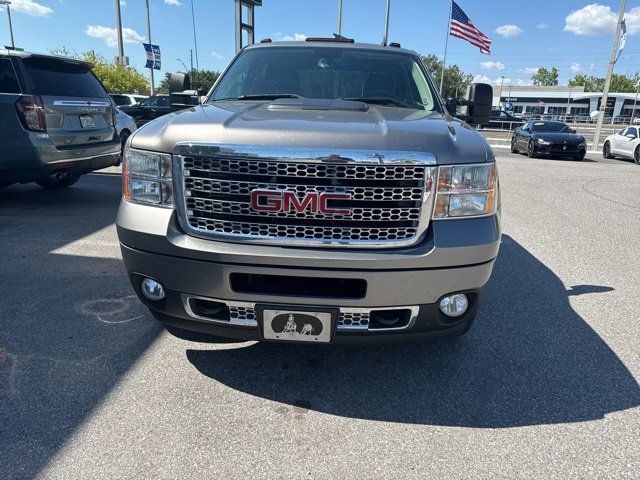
603, 141, 613, 159
527, 140, 537, 158
36, 173, 80, 190
510, 137, 519, 153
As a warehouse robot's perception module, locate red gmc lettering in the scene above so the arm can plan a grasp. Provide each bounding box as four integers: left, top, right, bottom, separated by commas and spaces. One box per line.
250, 190, 282, 212
319, 193, 351, 215
250, 190, 351, 215
283, 191, 318, 213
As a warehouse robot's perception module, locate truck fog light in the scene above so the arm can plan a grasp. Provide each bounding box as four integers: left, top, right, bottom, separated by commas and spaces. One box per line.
439, 293, 468, 317
141, 278, 165, 301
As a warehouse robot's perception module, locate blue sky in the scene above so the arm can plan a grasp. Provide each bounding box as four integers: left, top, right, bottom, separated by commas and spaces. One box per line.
2, 0, 640, 88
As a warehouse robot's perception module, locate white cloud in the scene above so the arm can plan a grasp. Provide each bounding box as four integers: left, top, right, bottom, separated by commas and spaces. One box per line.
536, 22, 549, 29
86, 25, 145, 48
493, 77, 511, 86
480, 61, 505, 70
279, 33, 307, 41
495, 24, 523, 38
473, 74, 491, 83
564, 4, 640, 36
8, 0, 53, 17
211, 51, 225, 60
516, 79, 530, 86
570, 63, 582, 73
164, 0, 183, 5
523, 67, 540, 75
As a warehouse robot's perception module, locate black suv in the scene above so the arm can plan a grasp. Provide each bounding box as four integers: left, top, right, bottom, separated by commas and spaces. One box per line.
484, 110, 525, 129
0, 50, 120, 189
118, 94, 171, 127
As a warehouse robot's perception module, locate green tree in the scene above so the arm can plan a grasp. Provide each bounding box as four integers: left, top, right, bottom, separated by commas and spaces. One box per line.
50, 48, 148, 94
531, 67, 559, 86
421, 54, 473, 100
157, 69, 221, 94
569, 73, 640, 92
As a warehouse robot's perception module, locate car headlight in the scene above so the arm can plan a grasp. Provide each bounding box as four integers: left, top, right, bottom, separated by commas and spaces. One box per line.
578, 141, 587, 148
433, 163, 498, 218
536, 139, 551, 145
122, 147, 173, 207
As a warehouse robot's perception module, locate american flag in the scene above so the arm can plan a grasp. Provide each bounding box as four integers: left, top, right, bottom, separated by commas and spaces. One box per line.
450, 1, 492, 54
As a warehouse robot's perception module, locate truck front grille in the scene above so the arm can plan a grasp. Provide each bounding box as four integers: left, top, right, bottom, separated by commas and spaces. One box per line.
176, 146, 436, 248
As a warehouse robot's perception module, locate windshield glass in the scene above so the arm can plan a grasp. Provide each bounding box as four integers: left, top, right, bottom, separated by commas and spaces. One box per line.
209, 46, 436, 110
23, 57, 107, 98
531, 121, 570, 133
110, 95, 131, 106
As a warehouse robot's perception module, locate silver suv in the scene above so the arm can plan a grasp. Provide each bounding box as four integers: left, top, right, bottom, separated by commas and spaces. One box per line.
0, 50, 120, 189
117, 40, 500, 344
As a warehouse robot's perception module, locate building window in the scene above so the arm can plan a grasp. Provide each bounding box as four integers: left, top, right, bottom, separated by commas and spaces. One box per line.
547, 106, 567, 115
525, 106, 545, 114
571, 107, 589, 115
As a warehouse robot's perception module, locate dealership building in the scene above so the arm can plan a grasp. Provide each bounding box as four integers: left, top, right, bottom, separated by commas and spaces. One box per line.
493, 85, 640, 117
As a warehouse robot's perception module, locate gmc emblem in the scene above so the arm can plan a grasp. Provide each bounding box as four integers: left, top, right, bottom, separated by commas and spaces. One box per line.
250, 190, 351, 215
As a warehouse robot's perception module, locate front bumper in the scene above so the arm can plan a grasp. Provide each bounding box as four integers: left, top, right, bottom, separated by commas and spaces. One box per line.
534, 144, 586, 157
117, 201, 500, 342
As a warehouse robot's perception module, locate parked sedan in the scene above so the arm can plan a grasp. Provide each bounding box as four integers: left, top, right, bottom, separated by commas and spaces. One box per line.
602, 126, 640, 164
511, 120, 587, 161
483, 110, 525, 129
118, 94, 171, 127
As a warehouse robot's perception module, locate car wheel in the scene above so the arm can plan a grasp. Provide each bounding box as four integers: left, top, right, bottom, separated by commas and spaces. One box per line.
36, 173, 81, 190
603, 141, 613, 159
527, 140, 537, 158
510, 137, 519, 153
116, 129, 131, 166
635, 146, 640, 165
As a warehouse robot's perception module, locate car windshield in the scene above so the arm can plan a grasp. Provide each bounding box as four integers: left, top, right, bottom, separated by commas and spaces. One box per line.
110, 95, 131, 106
530, 122, 570, 132
23, 57, 107, 98
209, 46, 437, 110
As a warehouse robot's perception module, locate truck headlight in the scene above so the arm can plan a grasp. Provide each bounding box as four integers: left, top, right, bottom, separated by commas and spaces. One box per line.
123, 147, 173, 207
433, 163, 497, 218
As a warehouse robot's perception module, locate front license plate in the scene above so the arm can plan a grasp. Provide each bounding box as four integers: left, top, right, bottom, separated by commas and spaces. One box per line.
261, 309, 333, 343
79, 115, 96, 129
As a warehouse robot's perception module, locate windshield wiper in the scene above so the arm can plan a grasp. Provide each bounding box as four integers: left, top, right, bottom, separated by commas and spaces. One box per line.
213, 94, 301, 101
342, 97, 414, 108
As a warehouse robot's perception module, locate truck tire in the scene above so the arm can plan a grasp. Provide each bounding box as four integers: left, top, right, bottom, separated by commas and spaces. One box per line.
36, 173, 80, 190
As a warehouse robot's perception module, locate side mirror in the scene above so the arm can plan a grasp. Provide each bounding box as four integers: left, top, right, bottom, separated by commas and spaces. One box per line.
626, 133, 636, 139
570, 128, 576, 134
169, 73, 191, 93
466, 83, 492, 125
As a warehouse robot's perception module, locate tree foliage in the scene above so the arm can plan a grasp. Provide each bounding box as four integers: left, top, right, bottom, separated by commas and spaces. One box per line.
157, 70, 221, 94
49, 48, 149, 94
569, 73, 640, 92
421, 54, 473, 100
531, 67, 559, 86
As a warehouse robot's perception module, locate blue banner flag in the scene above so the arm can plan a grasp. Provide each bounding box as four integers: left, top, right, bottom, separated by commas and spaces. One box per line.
143, 43, 162, 70
616, 19, 627, 63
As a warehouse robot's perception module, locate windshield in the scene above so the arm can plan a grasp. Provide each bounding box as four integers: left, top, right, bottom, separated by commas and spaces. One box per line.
110, 95, 132, 106
23, 57, 107, 98
531, 122, 570, 133
209, 46, 436, 110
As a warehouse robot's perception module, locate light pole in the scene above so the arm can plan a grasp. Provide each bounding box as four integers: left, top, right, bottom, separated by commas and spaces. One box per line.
497, 76, 505, 109
632, 81, 639, 125
0, 0, 15, 48
114, 0, 125, 64
382, 0, 391, 46
145, 0, 155, 95
565, 87, 572, 122
337, 0, 343, 35
190, 0, 199, 70
177, 58, 189, 72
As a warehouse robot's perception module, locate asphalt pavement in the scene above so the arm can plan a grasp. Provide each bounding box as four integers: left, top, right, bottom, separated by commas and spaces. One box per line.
1, 151, 639, 479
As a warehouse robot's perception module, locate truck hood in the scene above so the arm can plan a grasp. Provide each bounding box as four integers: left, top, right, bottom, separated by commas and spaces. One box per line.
130, 102, 493, 164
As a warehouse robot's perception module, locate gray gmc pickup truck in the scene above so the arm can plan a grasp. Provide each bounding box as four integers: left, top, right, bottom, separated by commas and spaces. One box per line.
116, 39, 501, 344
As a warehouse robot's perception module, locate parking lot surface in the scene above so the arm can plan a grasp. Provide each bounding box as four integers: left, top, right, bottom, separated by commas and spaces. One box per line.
1, 152, 639, 479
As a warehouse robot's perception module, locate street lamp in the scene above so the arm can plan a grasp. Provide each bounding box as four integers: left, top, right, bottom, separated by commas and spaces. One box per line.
177, 58, 189, 72
497, 76, 505, 109
0, 0, 15, 49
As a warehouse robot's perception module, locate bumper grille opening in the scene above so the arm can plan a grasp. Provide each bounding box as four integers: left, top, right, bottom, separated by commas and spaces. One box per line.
230, 273, 366, 299
189, 298, 230, 322
369, 308, 412, 330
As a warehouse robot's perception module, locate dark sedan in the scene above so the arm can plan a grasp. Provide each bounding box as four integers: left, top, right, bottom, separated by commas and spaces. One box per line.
483, 110, 525, 129
511, 120, 587, 161
118, 94, 171, 127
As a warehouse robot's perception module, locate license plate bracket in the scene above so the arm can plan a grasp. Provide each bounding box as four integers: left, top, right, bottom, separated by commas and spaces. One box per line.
256, 305, 338, 343
79, 114, 96, 129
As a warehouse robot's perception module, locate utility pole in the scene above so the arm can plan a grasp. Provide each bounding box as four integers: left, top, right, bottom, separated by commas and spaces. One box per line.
497, 76, 505, 109
382, 0, 391, 46
190, 49, 193, 72
145, 0, 155, 95
337, 0, 343, 35
593, 0, 626, 151
565, 87, 572, 122
190, 0, 199, 70
0, 1, 15, 48
632, 81, 639, 125
114, 0, 125, 64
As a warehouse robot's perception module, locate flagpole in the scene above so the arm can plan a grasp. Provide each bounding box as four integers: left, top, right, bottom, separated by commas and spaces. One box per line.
593, 0, 626, 152
439, 0, 453, 95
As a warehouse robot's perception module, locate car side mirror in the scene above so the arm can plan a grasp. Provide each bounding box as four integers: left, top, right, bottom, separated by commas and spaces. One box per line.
626, 133, 636, 139
570, 128, 576, 134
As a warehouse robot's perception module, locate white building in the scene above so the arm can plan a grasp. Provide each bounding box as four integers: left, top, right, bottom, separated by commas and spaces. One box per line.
493, 85, 640, 118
